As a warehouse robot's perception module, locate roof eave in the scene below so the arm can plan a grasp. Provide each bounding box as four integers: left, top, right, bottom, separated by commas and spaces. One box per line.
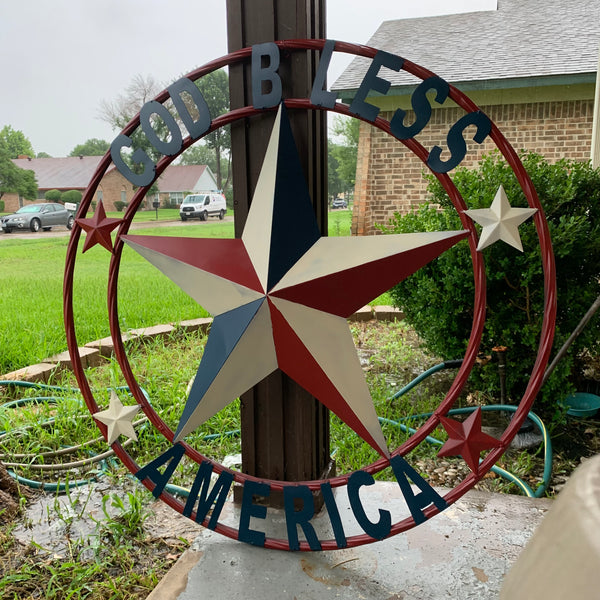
335, 72, 597, 102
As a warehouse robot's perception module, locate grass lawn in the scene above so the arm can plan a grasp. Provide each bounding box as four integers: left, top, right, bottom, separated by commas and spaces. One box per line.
0, 209, 375, 374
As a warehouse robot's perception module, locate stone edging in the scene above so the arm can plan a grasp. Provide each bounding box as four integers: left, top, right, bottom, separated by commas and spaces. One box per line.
1, 306, 404, 383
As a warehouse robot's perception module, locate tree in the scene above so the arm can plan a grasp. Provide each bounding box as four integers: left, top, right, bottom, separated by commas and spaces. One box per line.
37, 152, 52, 158
179, 143, 218, 174
0, 125, 35, 159
193, 69, 230, 190
0, 147, 37, 201
327, 140, 343, 201
99, 74, 162, 131
329, 116, 360, 196
385, 151, 600, 418
69, 138, 110, 157
99, 74, 165, 174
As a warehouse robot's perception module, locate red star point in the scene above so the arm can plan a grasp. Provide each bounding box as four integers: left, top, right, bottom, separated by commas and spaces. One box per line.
437, 408, 500, 475
76, 201, 123, 253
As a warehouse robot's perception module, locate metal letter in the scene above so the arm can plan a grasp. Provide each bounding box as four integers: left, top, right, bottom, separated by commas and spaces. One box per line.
349, 50, 403, 122
140, 100, 183, 157
110, 133, 156, 187
427, 111, 492, 173
310, 39, 337, 108
251, 42, 282, 109
390, 76, 449, 140
168, 77, 211, 140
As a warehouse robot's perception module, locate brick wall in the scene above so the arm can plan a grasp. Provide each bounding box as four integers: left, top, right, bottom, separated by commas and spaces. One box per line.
351, 99, 595, 236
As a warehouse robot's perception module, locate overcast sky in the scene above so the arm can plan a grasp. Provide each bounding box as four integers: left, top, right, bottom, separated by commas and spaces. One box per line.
0, 0, 497, 157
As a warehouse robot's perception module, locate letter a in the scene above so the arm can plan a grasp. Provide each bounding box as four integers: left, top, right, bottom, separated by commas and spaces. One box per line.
135, 443, 186, 498
390, 455, 448, 525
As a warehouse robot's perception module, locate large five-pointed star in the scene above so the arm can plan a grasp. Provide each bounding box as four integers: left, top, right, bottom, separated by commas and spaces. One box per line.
122, 105, 468, 458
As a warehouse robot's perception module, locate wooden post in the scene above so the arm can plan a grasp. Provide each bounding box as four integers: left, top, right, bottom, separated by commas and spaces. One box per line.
226, 0, 332, 506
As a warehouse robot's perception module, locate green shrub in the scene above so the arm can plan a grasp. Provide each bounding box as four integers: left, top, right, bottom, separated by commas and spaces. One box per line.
44, 189, 62, 202
114, 200, 126, 212
0, 200, 4, 212
61, 189, 82, 204
384, 151, 600, 418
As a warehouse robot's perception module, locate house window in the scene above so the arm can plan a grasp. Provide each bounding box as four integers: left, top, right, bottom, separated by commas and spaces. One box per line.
97, 190, 103, 202
121, 190, 126, 203
169, 192, 184, 205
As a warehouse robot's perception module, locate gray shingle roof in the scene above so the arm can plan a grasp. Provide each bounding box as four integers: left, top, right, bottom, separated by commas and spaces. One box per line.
332, 0, 600, 93
12, 156, 104, 190
13, 156, 212, 193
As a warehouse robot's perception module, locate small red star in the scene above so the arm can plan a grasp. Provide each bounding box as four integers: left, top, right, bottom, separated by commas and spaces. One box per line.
437, 408, 500, 474
76, 201, 123, 253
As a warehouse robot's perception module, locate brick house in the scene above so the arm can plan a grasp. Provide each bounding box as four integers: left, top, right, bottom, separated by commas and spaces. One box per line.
4, 156, 217, 213
332, 0, 600, 235
149, 164, 219, 208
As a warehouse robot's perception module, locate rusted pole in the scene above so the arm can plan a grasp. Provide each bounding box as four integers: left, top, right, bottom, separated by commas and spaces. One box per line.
226, 0, 331, 506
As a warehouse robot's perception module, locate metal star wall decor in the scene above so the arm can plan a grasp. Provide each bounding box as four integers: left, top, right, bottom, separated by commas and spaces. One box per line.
65, 39, 557, 552
76, 201, 123, 253
93, 390, 140, 444
438, 408, 501, 475
464, 185, 537, 252
122, 105, 468, 458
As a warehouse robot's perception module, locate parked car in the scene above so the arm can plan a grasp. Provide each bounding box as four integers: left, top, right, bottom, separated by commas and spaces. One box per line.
179, 193, 227, 221
331, 197, 348, 209
1, 203, 75, 233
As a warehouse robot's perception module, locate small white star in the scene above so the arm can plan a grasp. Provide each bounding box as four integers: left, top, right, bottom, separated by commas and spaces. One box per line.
464, 185, 537, 252
93, 391, 140, 444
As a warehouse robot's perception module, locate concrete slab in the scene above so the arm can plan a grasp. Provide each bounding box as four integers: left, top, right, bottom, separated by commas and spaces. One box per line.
150, 482, 552, 600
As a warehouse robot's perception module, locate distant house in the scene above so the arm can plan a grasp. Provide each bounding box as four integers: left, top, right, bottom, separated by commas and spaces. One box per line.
332, 0, 600, 235
153, 164, 219, 208
3, 156, 217, 213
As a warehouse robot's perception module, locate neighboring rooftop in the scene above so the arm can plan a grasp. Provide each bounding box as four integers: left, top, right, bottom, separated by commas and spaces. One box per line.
333, 0, 600, 96
12, 156, 104, 190
155, 164, 211, 192
12, 156, 212, 193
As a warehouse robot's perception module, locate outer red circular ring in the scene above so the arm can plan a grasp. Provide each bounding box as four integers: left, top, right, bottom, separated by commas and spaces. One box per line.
64, 39, 556, 551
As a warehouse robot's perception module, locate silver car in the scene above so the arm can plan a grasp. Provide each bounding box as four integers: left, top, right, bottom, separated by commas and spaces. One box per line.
1, 203, 75, 233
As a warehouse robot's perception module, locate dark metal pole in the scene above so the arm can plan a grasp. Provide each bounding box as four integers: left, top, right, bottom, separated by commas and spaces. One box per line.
226, 0, 331, 507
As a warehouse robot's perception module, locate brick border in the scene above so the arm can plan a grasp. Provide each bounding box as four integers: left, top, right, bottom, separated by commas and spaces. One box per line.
1, 309, 403, 382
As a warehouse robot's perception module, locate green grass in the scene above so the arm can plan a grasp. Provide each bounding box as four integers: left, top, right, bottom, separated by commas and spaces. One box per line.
0, 209, 358, 375
109, 208, 181, 222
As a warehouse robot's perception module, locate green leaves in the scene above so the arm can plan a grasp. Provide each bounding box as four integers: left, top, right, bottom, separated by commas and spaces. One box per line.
385, 151, 600, 416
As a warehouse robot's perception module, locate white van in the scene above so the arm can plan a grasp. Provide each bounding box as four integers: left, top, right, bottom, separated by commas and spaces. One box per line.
179, 192, 227, 221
